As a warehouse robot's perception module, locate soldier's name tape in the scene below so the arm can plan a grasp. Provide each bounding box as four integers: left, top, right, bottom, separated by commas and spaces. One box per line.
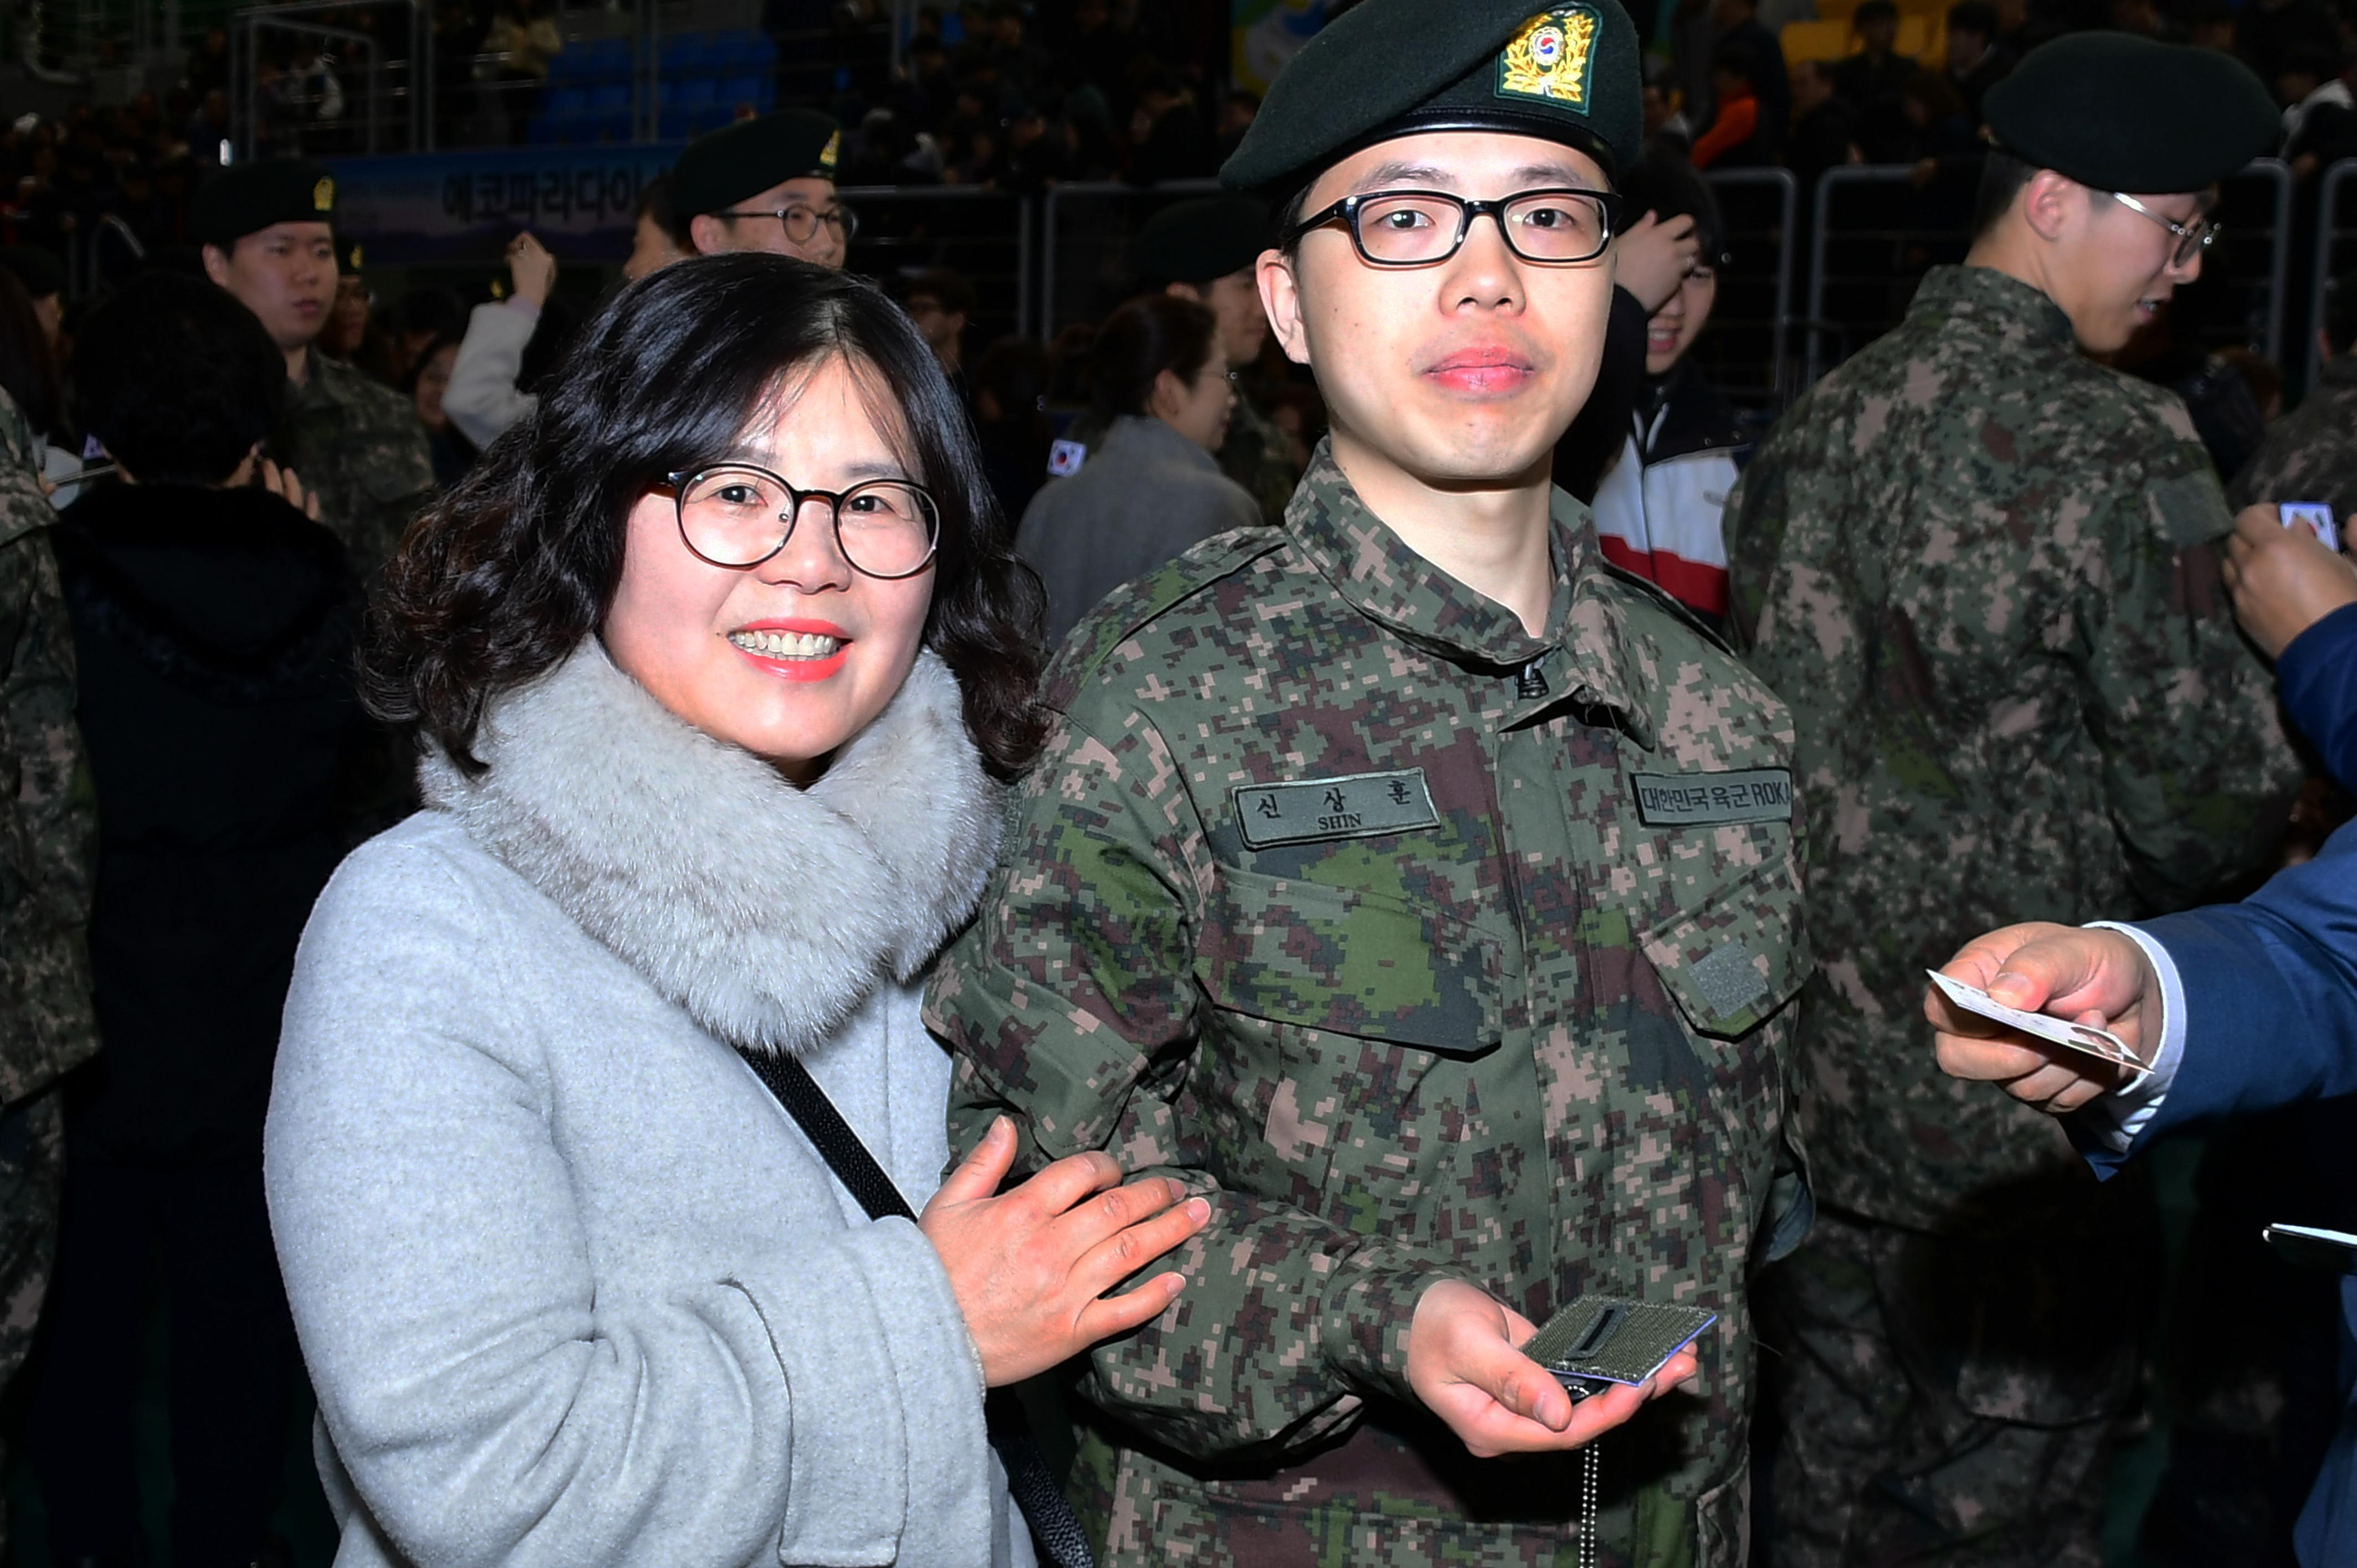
1233, 766, 1791, 848
1234, 768, 1440, 849
1631, 769, 1793, 828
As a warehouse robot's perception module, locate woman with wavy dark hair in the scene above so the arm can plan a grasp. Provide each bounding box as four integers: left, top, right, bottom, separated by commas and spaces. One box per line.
264, 254, 1207, 1567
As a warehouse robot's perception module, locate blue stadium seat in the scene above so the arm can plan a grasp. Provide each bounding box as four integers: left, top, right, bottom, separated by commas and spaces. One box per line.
716, 74, 771, 112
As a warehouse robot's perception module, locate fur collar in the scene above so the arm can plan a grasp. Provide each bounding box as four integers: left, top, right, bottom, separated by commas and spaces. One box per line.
420, 642, 1003, 1056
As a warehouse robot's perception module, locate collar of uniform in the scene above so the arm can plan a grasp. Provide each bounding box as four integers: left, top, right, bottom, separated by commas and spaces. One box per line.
1911, 264, 2076, 354
1285, 440, 1644, 731
287, 352, 354, 410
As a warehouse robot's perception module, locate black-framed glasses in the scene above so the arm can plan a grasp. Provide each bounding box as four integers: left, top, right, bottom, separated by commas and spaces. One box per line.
1285, 187, 1625, 267
658, 465, 940, 579
711, 202, 860, 247
2109, 192, 2218, 269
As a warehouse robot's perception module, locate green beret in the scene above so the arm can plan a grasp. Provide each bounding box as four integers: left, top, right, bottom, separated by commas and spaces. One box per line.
0, 245, 65, 301
1221, 0, 1641, 198
190, 159, 338, 248
1136, 195, 1273, 286
671, 110, 842, 218
1985, 34, 2279, 192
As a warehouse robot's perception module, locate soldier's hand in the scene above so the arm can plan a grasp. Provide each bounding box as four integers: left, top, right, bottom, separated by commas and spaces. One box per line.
2222, 503, 2357, 659
506, 232, 558, 310
1613, 210, 1701, 314
1407, 1279, 1697, 1458
259, 458, 322, 522
918, 1116, 1210, 1388
1926, 922, 2157, 1113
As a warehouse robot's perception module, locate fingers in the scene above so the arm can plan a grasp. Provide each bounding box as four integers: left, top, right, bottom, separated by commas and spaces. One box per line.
1067, 1190, 1210, 1297
1006, 1146, 1125, 1217
929, 1116, 1016, 1210
1071, 1270, 1187, 1343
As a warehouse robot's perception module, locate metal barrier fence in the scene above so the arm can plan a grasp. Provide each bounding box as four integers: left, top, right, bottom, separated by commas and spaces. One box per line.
842, 185, 1036, 345
1039, 179, 1222, 341
1695, 167, 1796, 416
1807, 159, 2293, 385
2311, 159, 2357, 390
231, 0, 428, 157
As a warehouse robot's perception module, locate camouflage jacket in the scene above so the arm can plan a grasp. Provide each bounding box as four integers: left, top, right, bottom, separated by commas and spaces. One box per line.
0, 390, 97, 1106
275, 350, 435, 583
2229, 354, 2357, 522
928, 445, 1809, 1566
1725, 264, 2300, 1235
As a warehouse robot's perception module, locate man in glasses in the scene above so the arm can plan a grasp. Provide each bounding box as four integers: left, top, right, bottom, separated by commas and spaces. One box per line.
929, 2, 1808, 1561
1722, 33, 2302, 1567
670, 109, 853, 269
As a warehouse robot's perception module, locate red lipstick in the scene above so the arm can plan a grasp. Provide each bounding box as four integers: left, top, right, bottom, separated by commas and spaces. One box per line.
727, 618, 852, 683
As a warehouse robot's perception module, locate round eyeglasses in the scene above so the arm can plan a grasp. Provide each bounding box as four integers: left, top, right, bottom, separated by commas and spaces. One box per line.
1285, 187, 1625, 267
658, 466, 940, 579
2108, 192, 2218, 270
711, 202, 860, 248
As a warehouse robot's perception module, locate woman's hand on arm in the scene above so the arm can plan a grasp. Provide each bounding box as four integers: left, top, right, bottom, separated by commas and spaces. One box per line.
919, 1115, 1211, 1386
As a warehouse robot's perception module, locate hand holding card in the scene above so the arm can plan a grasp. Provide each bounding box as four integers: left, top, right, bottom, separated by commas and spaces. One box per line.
1925, 969, 2150, 1079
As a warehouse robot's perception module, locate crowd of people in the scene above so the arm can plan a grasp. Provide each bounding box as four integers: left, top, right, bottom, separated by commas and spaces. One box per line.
6, 2, 2357, 1568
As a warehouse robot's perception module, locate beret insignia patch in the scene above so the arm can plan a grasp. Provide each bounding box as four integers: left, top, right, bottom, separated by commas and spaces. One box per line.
820, 130, 841, 172
313, 176, 334, 211
1497, 5, 1599, 110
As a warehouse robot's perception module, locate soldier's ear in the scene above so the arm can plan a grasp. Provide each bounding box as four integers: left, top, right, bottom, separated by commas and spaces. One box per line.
200, 243, 234, 288
2018, 169, 2078, 245
1258, 249, 1310, 369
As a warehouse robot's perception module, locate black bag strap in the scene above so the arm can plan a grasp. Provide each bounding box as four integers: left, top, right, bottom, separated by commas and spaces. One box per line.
734, 1044, 1097, 1568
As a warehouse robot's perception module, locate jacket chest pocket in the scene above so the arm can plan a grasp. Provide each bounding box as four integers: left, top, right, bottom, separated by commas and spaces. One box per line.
1195, 864, 1521, 1235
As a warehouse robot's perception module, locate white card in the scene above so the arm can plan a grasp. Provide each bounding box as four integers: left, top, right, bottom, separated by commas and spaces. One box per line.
1925, 969, 2150, 1078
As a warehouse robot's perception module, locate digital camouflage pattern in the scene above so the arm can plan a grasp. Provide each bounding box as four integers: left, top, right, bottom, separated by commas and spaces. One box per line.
0, 387, 97, 1109
2227, 354, 2357, 523
275, 349, 435, 582
1725, 263, 2301, 1236
0, 386, 96, 1559
928, 444, 1811, 1567
1756, 1201, 2149, 1567
1726, 263, 2298, 1568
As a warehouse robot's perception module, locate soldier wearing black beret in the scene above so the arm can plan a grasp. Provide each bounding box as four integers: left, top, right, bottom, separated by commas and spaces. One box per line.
191, 160, 433, 578
932, 1, 1812, 1562
1725, 32, 2300, 1568
670, 109, 851, 268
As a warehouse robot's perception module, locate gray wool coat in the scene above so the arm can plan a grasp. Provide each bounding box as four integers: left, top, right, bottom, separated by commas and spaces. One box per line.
264, 642, 1035, 1568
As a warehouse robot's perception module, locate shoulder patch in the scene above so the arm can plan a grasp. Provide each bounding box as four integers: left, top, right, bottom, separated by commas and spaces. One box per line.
1597, 559, 1737, 657
1041, 530, 1290, 711
2152, 466, 2232, 549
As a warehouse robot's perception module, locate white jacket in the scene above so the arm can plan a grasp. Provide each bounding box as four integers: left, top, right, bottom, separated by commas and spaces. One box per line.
443, 299, 540, 450
265, 643, 1035, 1567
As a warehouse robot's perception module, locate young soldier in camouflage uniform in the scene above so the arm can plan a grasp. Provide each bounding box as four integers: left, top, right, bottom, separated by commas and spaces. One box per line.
1723, 34, 2303, 1567
193, 161, 435, 581
0, 385, 97, 1557
928, 4, 1810, 1562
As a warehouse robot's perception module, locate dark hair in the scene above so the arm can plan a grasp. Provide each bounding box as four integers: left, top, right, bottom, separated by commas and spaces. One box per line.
1620, 148, 1727, 262
1972, 146, 2039, 238
1710, 39, 1758, 80
905, 266, 977, 317
1947, 1, 1999, 35
1852, 0, 1900, 27
635, 173, 692, 250
70, 271, 284, 484
1089, 293, 1217, 420
364, 252, 1047, 779
390, 282, 468, 344
0, 268, 61, 440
